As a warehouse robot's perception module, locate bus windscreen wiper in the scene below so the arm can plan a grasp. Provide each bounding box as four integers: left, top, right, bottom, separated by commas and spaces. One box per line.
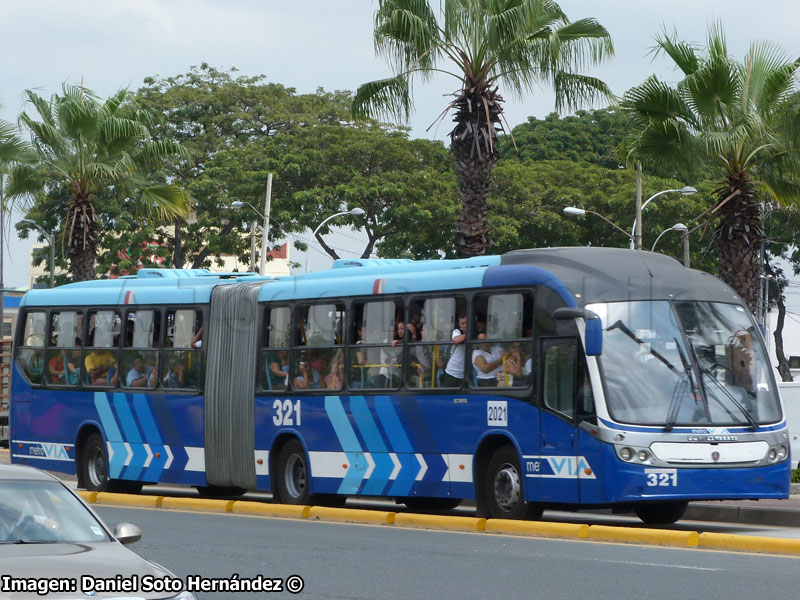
607, 320, 678, 373
698, 367, 758, 431
664, 340, 699, 432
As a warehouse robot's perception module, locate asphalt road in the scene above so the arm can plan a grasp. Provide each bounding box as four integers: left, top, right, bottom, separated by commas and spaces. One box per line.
97, 505, 800, 600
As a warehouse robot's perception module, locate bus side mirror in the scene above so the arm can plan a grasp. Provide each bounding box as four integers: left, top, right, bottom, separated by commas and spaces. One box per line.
553, 308, 603, 357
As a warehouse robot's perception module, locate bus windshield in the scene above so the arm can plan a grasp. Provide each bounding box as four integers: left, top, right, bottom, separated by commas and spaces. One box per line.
588, 300, 781, 427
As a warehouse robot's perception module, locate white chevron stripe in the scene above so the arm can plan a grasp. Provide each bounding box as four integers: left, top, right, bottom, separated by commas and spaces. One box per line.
142, 444, 153, 468
184, 447, 205, 472
107, 442, 115, 463
443, 454, 473, 483
415, 453, 427, 481
309, 451, 349, 478
122, 443, 133, 467
364, 453, 376, 479
388, 453, 401, 480
164, 446, 174, 469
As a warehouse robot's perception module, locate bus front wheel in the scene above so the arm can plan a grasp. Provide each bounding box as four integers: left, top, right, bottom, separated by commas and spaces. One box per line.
485, 446, 543, 520
633, 501, 688, 525
80, 433, 142, 493
275, 439, 311, 505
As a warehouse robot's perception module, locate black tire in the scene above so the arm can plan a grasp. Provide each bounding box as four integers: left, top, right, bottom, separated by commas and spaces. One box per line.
484, 445, 543, 520
80, 433, 111, 492
402, 498, 461, 511
633, 501, 688, 525
195, 485, 247, 498
79, 433, 144, 493
274, 439, 311, 505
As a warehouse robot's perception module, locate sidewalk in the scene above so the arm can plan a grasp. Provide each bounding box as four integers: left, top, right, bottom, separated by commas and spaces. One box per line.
686, 489, 800, 527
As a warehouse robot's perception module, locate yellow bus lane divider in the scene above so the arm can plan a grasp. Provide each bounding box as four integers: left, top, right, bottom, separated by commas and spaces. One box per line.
586, 525, 699, 548
231, 501, 311, 519
486, 520, 590, 539
76, 492, 800, 556
698, 532, 800, 555
161, 497, 235, 513
308, 506, 396, 525
393, 513, 486, 532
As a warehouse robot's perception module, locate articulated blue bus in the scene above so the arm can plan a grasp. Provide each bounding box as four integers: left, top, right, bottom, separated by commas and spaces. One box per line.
10, 247, 790, 524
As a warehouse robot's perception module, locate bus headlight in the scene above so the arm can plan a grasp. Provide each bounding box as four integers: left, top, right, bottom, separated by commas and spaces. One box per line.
778, 445, 788, 460
768, 448, 777, 462
767, 445, 788, 462
620, 447, 634, 461
637, 450, 650, 462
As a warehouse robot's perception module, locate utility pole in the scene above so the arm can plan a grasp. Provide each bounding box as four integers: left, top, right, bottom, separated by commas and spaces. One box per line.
634, 161, 643, 250
682, 229, 690, 268
259, 173, 273, 276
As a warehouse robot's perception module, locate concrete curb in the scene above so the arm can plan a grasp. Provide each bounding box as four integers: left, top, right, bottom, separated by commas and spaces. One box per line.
79, 492, 800, 556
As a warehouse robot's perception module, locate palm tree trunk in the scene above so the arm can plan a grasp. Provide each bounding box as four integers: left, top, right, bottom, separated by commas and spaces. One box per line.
449, 89, 501, 258
67, 200, 99, 282
715, 174, 761, 313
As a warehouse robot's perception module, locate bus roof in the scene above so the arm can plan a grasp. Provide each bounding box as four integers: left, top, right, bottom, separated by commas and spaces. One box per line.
18, 247, 741, 308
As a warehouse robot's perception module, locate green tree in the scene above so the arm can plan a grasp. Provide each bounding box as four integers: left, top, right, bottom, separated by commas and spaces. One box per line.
353, 0, 613, 257
499, 108, 626, 168
621, 25, 800, 312
133, 64, 355, 269
201, 124, 458, 263
8, 85, 192, 281
489, 159, 718, 271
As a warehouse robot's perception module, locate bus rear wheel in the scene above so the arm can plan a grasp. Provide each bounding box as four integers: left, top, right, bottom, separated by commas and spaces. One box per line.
275, 439, 311, 505
485, 445, 543, 520
633, 501, 688, 525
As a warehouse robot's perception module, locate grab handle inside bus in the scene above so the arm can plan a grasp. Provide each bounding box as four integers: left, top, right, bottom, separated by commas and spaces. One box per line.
552, 307, 602, 356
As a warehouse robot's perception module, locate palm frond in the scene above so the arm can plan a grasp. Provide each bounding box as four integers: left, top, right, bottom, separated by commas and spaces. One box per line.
740, 40, 799, 115
5, 163, 43, 199
622, 76, 697, 128
57, 93, 100, 141
99, 117, 150, 146
98, 89, 130, 120
134, 139, 192, 165
136, 184, 193, 220
682, 55, 738, 123
626, 119, 697, 170
552, 71, 613, 113
375, 0, 440, 73
651, 28, 699, 75
353, 75, 413, 122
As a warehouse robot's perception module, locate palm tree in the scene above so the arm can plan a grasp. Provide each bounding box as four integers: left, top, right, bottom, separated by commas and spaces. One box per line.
8, 85, 192, 281
353, 0, 613, 257
622, 25, 800, 312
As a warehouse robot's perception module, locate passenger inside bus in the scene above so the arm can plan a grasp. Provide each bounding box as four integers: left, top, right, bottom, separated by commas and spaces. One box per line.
267, 350, 290, 390
472, 333, 507, 387
84, 347, 117, 387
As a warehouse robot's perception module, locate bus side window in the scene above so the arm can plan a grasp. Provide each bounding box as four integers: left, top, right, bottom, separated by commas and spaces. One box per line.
470, 293, 533, 389
349, 299, 403, 390
163, 309, 202, 390
261, 305, 291, 391
18, 311, 46, 385
406, 296, 462, 389
292, 303, 345, 391
85, 310, 121, 388
542, 338, 577, 420
46, 311, 83, 387
121, 310, 160, 390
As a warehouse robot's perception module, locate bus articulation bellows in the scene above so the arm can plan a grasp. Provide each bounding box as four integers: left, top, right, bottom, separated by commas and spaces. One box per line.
10, 248, 789, 524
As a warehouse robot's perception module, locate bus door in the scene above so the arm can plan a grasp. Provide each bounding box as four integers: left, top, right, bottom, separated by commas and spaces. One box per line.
537, 337, 579, 504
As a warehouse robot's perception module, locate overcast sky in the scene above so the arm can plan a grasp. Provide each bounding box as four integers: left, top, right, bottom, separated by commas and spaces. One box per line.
3, 0, 800, 286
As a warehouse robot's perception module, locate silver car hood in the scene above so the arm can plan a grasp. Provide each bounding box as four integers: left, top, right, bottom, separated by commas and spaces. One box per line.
0, 541, 173, 599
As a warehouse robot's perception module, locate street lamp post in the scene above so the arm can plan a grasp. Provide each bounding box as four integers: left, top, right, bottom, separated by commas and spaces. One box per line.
306, 208, 366, 273
231, 174, 272, 276
630, 186, 697, 250
19, 219, 55, 288
651, 223, 689, 267
563, 207, 634, 242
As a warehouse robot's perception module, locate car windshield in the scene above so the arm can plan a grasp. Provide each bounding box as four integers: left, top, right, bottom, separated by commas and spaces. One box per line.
0, 479, 110, 544
588, 300, 781, 427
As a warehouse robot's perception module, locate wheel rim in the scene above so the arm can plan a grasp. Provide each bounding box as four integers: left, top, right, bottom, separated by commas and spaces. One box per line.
88, 446, 106, 488
493, 462, 520, 512
284, 453, 307, 499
